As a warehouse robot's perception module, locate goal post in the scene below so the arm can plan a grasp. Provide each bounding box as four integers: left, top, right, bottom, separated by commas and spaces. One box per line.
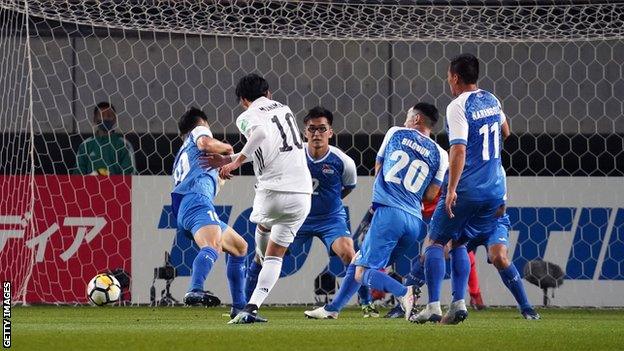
1, 0, 623, 306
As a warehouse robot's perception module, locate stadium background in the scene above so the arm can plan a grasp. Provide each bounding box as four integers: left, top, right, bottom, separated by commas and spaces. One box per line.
1, 0, 623, 307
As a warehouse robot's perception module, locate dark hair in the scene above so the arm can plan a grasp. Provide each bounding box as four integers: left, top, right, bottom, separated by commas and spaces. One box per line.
449, 53, 479, 85
413, 102, 439, 128
303, 106, 334, 126
93, 101, 116, 118
178, 107, 208, 135
235, 73, 270, 102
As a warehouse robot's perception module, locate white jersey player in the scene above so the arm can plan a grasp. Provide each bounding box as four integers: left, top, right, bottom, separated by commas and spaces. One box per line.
206, 74, 312, 324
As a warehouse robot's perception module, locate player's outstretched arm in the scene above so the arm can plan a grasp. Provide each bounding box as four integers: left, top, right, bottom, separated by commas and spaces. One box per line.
220, 125, 267, 178
196, 135, 233, 155
445, 144, 466, 218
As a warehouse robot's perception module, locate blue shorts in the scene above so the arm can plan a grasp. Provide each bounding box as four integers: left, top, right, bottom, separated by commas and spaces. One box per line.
428, 195, 505, 245
178, 220, 228, 242
175, 193, 223, 235
355, 206, 425, 270
294, 214, 351, 255
465, 214, 511, 252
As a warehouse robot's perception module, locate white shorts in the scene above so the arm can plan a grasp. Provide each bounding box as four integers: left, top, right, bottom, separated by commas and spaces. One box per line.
250, 189, 311, 247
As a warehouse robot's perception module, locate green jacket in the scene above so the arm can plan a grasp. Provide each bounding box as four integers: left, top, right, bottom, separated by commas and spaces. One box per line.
74, 133, 135, 175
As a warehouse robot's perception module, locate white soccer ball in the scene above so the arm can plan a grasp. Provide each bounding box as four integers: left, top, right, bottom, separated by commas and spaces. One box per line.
87, 273, 121, 306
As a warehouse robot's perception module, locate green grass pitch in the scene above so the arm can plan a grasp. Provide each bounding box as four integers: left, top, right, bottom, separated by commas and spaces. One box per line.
11, 306, 624, 351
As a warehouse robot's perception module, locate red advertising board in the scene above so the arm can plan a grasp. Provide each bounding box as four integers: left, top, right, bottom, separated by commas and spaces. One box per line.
0, 175, 131, 303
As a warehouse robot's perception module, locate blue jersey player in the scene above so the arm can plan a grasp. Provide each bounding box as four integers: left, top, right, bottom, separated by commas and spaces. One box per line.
413, 53, 508, 324
171, 107, 249, 316
305, 102, 448, 321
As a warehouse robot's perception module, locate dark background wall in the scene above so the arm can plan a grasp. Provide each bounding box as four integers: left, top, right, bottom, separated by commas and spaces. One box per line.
2, 132, 622, 176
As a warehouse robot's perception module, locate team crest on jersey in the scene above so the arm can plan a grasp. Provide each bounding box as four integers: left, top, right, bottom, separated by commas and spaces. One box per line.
322, 164, 335, 175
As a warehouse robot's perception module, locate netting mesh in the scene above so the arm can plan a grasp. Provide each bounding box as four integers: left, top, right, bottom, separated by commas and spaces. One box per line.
5, 0, 624, 41
1, 0, 623, 305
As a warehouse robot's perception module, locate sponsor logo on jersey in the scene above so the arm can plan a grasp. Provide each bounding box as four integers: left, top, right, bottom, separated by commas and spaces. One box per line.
322, 164, 335, 175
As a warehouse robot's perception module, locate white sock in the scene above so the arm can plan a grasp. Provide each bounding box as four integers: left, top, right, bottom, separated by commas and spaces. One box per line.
254, 227, 271, 261
248, 255, 283, 308
428, 301, 442, 314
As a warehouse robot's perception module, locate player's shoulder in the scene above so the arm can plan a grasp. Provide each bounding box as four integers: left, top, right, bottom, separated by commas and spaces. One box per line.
434, 142, 448, 161
190, 125, 213, 139
236, 109, 255, 123
385, 126, 414, 138
328, 145, 355, 166
467, 89, 501, 105
449, 91, 475, 110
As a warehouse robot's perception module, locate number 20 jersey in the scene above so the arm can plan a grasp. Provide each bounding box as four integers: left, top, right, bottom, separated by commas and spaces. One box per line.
372, 127, 448, 220
236, 97, 312, 194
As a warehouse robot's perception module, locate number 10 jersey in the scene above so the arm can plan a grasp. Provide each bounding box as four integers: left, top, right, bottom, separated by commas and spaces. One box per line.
236, 97, 312, 194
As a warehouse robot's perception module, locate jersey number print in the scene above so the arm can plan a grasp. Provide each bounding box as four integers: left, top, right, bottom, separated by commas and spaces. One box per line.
271, 113, 303, 152
385, 150, 430, 193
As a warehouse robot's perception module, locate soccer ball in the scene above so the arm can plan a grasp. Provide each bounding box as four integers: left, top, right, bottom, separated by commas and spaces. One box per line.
87, 273, 121, 306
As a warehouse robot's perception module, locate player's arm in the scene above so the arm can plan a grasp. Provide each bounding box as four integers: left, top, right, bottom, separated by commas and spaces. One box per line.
445, 102, 468, 218
423, 146, 449, 202
220, 123, 267, 178
341, 152, 357, 199
501, 119, 510, 141
496, 98, 511, 141
374, 161, 382, 177
196, 135, 233, 155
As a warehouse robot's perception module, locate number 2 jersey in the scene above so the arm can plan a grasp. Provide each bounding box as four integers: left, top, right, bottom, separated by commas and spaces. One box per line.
305, 144, 357, 222
446, 89, 506, 201
372, 127, 448, 220
170, 126, 218, 214
236, 97, 312, 194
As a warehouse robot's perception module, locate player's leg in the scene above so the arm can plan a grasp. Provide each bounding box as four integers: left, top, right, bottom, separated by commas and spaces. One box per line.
413, 197, 472, 324
355, 207, 419, 321
178, 194, 222, 306
230, 191, 310, 324
440, 240, 471, 324
186, 225, 222, 305
467, 250, 486, 310
440, 199, 503, 325
307, 207, 409, 319
220, 224, 249, 314
487, 225, 539, 319
324, 222, 377, 318
244, 223, 271, 299
314, 237, 367, 319
350, 207, 375, 313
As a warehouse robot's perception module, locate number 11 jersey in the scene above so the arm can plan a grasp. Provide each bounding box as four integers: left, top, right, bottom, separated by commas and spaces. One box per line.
446, 89, 506, 202
372, 127, 448, 220
236, 97, 312, 194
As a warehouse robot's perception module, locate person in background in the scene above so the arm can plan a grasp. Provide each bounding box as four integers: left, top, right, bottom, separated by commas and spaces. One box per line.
75, 101, 135, 175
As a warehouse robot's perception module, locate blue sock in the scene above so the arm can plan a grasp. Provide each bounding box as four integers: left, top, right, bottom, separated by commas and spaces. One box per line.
326, 264, 361, 312
450, 246, 470, 302
358, 285, 372, 305
405, 255, 426, 288
188, 246, 218, 292
226, 254, 247, 310
499, 264, 532, 311
245, 260, 262, 301
425, 245, 445, 303
362, 269, 408, 297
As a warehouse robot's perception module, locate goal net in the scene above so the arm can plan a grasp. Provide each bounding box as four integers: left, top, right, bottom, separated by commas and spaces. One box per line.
1, 0, 623, 307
